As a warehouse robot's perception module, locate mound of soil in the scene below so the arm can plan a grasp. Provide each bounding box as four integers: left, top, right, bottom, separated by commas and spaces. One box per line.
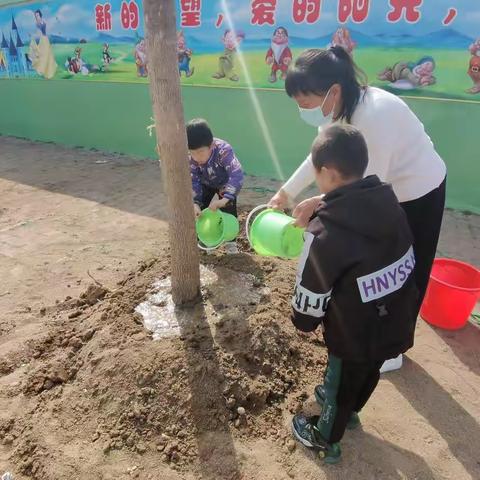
0, 247, 327, 480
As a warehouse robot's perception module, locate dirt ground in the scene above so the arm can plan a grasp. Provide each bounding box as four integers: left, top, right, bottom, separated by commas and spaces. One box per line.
0, 137, 479, 480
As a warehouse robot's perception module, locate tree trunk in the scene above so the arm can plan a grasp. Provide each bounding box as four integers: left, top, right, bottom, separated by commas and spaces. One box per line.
143, 0, 200, 305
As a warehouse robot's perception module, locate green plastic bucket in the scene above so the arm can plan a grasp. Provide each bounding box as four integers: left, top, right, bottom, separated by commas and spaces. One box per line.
196, 208, 239, 249
246, 205, 305, 259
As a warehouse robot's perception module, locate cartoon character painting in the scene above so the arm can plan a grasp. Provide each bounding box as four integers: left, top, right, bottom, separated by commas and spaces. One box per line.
377, 56, 436, 89
102, 43, 112, 69
28, 9, 57, 79
467, 39, 480, 94
212, 30, 245, 82
177, 31, 194, 77
265, 27, 292, 83
330, 27, 356, 55
65, 47, 91, 75
134, 38, 148, 77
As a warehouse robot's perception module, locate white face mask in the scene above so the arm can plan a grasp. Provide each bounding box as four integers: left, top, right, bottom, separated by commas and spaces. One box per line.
298, 88, 334, 128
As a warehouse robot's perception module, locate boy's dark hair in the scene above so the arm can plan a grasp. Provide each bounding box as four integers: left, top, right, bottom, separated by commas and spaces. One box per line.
311, 124, 368, 179
186, 119, 214, 150
285, 47, 367, 123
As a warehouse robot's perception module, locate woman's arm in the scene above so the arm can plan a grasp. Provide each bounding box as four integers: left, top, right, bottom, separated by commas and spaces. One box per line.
282, 154, 315, 199
268, 154, 316, 210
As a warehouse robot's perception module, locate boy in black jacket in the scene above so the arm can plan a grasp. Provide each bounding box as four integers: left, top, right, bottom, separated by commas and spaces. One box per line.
291, 125, 417, 464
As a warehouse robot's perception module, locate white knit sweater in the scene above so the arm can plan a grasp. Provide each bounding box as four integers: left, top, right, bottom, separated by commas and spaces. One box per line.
283, 87, 446, 203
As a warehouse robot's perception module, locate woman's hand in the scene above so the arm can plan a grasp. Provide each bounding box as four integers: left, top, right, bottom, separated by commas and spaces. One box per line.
268, 188, 290, 210
292, 196, 324, 228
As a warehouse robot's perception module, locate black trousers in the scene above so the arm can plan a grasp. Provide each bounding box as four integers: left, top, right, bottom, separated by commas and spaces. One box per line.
400, 177, 446, 308
317, 354, 383, 443
199, 185, 238, 217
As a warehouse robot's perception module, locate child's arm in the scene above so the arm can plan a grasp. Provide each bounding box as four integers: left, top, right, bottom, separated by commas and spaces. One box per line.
291, 232, 337, 333
220, 146, 244, 201
190, 161, 203, 206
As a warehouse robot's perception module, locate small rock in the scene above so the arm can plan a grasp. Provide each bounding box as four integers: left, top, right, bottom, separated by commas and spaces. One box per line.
136, 443, 147, 454
237, 407, 246, 416
226, 397, 236, 409
3, 434, 14, 445
157, 444, 165, 452
43, 379, 54, 391
82, 329, 95, 342
39, 307, 46, 316
51, 367, 69, 384
234, 419, 241, 428
69, 338, 83, 350
287, 440, 296, 453
68, 310, 82, 319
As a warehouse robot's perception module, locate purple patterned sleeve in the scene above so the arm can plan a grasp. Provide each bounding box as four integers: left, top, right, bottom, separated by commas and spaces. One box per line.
219, 144, 244, 201
190, 159, 203, 204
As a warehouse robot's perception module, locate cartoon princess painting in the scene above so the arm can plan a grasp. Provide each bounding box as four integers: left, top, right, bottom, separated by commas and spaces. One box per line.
28, 9, 57, 79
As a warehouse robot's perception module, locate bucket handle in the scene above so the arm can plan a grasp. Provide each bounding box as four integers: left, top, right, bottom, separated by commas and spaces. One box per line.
245, 204, 271, 248
197, 242, 223, 252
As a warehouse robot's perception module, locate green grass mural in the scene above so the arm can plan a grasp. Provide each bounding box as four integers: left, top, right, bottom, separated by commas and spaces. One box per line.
44, 43, 480, 102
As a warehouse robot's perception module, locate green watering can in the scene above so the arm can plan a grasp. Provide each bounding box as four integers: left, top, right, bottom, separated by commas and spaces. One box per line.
246, 204, 305, 259
196, 208, 239, 250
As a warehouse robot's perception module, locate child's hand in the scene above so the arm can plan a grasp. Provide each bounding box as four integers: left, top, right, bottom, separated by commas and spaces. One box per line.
209, 198, 229, 211
193, 203, 202, 218
293, 196, 324, 228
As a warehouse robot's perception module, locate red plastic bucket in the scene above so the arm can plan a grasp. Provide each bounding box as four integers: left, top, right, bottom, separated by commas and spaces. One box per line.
421, 258, 480, 330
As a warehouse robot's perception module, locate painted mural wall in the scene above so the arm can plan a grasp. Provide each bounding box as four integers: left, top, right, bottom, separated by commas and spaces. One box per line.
0, 0, 479, 101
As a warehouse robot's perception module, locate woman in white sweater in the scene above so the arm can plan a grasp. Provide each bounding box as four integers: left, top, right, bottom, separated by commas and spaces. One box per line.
270, 47, 446, 314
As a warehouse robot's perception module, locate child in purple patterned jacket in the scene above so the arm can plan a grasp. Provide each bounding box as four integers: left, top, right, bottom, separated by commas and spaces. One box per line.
187, 119, 244, 253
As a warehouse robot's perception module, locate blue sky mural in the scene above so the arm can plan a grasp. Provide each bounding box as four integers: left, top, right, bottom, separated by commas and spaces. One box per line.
1, 1, 479, 47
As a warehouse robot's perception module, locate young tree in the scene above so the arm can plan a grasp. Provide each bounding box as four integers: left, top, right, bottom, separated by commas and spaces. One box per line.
143, 0, 200, 304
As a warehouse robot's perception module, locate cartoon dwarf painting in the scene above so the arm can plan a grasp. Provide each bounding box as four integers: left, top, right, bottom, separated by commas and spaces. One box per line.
330, 27, 356, 55
265, 27, 292, 83
377, 57, 436, 89
467, 39, 480, 94
134, 38, 148, 78
212, 29, 245, 82
177, 30, 194, 77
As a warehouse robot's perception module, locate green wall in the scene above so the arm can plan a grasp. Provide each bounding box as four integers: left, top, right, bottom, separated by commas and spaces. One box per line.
0, 79, 478, 213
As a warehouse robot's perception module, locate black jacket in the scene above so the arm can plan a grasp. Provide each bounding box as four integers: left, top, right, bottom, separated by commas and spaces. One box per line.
291, 176, 417, 362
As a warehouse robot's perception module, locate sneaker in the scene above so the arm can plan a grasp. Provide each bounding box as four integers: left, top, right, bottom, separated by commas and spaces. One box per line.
380, 354, 403, 374
292, 413, 341, 464
224, 242, 238, 255
314, 385, 361, 430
